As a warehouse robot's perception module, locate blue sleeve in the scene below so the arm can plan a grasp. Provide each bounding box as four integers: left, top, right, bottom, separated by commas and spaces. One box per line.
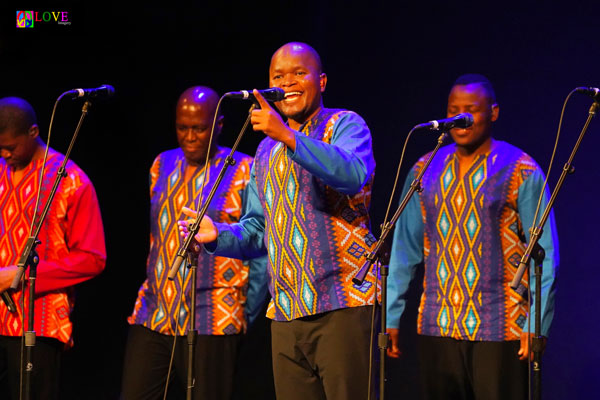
517, 169, 559, 337
386, 167, 426, 329
208, 164, 268, 259
288, 111, 375, 195
244, 255, 270, 327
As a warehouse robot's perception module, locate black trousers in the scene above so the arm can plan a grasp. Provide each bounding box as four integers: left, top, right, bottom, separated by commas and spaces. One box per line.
121, 325, 242, 400
417, 335, 528, 400
271, 305, 378, 400
0, 335, 62, 400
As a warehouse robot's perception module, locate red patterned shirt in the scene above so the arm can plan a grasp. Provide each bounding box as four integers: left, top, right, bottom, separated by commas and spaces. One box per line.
0, 148, 106, 346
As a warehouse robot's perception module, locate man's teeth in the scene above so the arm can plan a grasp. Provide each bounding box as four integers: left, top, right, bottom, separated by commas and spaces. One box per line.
284, 91, 302, 99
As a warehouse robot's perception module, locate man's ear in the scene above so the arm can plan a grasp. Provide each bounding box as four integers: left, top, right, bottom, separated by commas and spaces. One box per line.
215, 115, 224, 135
320, 73, 327, 93
28, 124, 39, 139
491, 104, 499, 122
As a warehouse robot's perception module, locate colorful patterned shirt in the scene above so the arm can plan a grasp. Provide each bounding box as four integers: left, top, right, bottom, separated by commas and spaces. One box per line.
387, 140, 559, 341
128, 147, 254, 335
211, 108, 378, 321
0, 148, 106, 346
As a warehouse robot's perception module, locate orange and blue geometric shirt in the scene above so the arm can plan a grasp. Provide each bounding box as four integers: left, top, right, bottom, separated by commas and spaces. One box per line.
387, 140, 559, 341
210, 108, 379, 321
128, 147, 254, 335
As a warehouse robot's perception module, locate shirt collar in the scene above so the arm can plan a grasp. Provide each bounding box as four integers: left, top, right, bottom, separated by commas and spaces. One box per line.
447, 138, 498, 164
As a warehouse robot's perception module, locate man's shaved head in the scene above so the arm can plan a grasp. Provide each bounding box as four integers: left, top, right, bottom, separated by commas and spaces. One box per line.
177, 86, 220, 117
271, 42, 323, 74
0, 97, 37, 136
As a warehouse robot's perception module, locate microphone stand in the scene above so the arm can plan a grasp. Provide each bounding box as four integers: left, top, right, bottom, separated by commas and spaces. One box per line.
185, 253, 197, 400
353, 129, 448, 400
10, 99, 93, 400
166, 103, 256, 400
509, 100, 598, 400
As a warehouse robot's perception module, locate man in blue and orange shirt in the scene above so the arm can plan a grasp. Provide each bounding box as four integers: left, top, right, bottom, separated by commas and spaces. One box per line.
122, 86, 265, 400
386, 74, 559, 400
181, 42, 379, 400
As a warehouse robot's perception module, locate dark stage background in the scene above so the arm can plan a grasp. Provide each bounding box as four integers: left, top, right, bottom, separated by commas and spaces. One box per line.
2, 2, 599, 399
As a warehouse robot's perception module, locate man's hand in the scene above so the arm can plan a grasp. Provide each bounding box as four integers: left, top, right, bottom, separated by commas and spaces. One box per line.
178, 207, 219, 244
0, 266, 19, 292
387, 328, 402, 358
519, 331, 547, 361
250, 89, 297, 150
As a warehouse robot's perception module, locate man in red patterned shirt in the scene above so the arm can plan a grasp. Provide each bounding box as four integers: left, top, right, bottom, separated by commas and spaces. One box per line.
0, 96, 106, 400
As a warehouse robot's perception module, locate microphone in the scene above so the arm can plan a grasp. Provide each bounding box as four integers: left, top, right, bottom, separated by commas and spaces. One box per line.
224, 88, 285, 102
64, 84, 115, 99
414, 113, 474, 131
575, 87, 600, 101
1, 291, 16, 313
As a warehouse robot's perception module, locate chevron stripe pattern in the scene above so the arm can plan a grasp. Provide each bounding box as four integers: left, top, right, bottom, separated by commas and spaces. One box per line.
128, 147, 252, 335
254, 109, 377, 321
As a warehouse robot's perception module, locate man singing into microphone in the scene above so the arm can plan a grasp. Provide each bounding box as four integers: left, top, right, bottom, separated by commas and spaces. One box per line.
121, 86, 266, 400
180, 42, 378, 400
0, 96, 106, 400
386, 74, 559, 399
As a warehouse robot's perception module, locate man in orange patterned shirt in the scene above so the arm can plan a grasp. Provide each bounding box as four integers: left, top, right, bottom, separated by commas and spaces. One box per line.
0, 96, 106, 400
122, 86, 266, 400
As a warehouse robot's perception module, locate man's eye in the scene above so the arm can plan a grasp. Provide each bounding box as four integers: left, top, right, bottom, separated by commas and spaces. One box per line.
273, 75, 282, 80
296, 71, 306, 76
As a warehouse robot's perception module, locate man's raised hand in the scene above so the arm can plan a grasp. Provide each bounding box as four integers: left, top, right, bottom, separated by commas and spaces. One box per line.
250, 89, 297, 150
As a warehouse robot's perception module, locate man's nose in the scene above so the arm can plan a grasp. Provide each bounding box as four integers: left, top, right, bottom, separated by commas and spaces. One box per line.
184, 129, 197, 140
282, 73, 296, 86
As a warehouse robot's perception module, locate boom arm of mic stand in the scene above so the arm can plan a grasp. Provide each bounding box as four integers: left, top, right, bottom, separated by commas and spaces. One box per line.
353, 130, 448, 285
167, 104, 256, 281
510, 100, 598, 290
510, 227, 545, 290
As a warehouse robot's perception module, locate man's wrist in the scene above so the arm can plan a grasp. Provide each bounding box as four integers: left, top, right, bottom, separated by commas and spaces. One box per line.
282, 127, 297, 151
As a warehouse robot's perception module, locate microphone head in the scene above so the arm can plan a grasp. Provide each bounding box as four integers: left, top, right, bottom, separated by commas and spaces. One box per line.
97, 84, 115, 98
263, 87, 285, 102
454, 113, 474, 129
224, 87, 284, 102
575, 86, 600, 100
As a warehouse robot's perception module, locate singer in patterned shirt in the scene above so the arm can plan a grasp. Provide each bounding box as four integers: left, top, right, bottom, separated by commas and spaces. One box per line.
0, 96, 106, 400
180, 42, 379, 400
121, 86, 266, 400
386, 74, 559, 400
